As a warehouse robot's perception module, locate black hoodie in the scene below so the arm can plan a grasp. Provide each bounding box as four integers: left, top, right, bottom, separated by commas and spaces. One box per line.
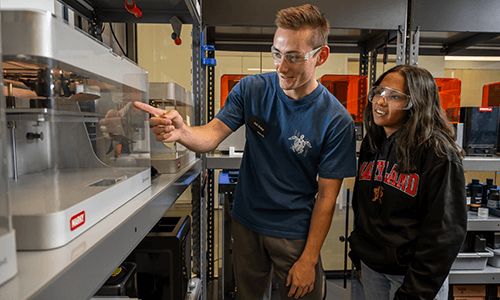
348, 133, 467, 300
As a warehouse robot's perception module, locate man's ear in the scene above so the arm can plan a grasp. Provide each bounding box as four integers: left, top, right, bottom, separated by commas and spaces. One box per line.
317, 45, 330, 66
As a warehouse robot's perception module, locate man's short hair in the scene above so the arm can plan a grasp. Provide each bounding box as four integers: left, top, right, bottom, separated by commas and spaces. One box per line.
275, 4, 329, 48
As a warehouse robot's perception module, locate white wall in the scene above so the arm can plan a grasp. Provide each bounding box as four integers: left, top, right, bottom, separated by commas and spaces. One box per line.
419, 56, 446, 78
137, 24, 193, 91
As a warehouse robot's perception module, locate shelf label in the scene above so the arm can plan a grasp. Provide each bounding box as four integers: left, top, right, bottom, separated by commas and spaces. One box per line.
70, 211, 86, 231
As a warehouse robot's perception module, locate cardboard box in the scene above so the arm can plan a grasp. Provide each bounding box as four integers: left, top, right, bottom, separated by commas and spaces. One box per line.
454, 297, 485, 300
453, 285, 487, 296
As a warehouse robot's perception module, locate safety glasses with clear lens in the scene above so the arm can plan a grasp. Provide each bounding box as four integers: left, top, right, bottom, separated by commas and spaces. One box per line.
368, 86, 412, 110
271, 46, 323, 64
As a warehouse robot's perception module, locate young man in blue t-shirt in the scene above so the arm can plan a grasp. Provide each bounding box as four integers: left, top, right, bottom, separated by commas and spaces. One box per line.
135, 4, 356, 299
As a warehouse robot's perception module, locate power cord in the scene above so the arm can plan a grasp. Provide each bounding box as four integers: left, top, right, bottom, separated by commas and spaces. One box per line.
109, 22, 127, 57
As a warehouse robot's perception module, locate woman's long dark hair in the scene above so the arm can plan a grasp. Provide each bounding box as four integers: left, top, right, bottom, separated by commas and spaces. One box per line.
363, 65, 464, 173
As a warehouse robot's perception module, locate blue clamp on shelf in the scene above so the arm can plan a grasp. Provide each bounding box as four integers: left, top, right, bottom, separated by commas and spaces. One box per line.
201, 31, 216, 67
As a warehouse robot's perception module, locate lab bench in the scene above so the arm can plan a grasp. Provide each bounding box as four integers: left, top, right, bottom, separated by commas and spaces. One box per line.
0, 159, 201, 300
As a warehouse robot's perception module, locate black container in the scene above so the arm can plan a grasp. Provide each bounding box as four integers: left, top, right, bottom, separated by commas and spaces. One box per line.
94, 262, 138, 297
468, 179, 484, 211
483, 178, 497, 205
488, 188, 500, 209
460, 232, 487, 253
127, 215, 191, 300
485, 231, 500, 249
466, 186, 471, 210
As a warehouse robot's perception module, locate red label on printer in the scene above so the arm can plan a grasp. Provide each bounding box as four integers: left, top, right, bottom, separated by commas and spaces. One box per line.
479, 107, 493, 112
70, 211, 86, 231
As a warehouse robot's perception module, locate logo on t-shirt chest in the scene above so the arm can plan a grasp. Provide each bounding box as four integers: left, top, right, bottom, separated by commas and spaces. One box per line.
288, 131, 312, 157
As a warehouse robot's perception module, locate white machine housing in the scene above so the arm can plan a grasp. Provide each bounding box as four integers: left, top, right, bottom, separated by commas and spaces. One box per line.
0, 14, 18, 283
2, 9, 151, 250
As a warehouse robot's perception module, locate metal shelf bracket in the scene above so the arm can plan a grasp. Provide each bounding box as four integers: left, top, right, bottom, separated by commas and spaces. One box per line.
201, 32, 217, 67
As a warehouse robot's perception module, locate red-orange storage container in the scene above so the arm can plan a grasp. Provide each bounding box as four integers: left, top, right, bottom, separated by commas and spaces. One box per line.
319, 75, 368, 122
221, 74, 248, 107
435, 78, 461, 123
482, 81, 500, 107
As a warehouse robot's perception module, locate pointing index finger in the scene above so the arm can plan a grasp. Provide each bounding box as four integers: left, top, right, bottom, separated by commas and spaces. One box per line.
133, 101, 166, 116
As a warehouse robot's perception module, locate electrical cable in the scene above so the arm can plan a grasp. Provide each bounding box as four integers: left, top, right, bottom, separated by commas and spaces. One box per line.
109, 23, 127, 56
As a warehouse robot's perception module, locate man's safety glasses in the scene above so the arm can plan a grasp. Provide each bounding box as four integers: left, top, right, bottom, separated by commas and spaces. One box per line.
271, 46, 323, 64
368, 86, 412, 110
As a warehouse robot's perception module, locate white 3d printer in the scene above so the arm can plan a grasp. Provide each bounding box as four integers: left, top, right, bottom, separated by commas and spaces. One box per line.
0, 16, 17, 284
2, 9, 151, 250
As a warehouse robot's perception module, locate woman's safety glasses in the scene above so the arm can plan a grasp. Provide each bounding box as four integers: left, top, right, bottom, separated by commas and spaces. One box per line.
368, 86, 412, 110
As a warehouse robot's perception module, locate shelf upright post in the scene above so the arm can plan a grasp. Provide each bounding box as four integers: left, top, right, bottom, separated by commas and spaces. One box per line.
397, 0, 420, 66
191, 19, 209, 300
409, 26, 420, 67
359, 50, 369, 77
396, 24, 407, 66
369, 50, 378, 88
201, 27, 218, 299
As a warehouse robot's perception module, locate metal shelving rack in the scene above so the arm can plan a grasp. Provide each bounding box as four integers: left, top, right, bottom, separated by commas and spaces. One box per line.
450, 211, 500, 284
450, 158, 500, 285
412, 0, 500, 288
201, 0, 500, 295
203, 0, 500, 79
0, 160, 202, 300
202, 3, 409, 293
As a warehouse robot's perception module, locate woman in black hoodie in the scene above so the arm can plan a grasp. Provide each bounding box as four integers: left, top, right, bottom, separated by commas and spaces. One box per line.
348, 65, 467, 300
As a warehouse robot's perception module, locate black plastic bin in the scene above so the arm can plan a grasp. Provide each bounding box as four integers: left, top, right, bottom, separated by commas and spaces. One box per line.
127, 215, 192, 300
94, 261, 138, 298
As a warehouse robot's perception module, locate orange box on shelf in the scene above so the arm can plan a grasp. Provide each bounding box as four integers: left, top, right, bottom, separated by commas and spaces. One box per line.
482, 81, 500, 107
481, 82, 500, 144
319, 75, 367, 122
221, 74, 248, 107
453, 285, 487, 297
453, 297, 485, 300
435, 78, 461, 123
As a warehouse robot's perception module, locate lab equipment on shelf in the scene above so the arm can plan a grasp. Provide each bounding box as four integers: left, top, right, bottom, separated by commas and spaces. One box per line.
0, 29, 17, 284
2, 9, 151, 250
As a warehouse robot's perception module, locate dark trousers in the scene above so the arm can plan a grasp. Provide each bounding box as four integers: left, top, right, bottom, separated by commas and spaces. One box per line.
231, 218, 323, 300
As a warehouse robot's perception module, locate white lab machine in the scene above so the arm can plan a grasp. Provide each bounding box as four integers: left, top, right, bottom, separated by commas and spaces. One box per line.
0, 11, 18, 284
2, 9, 151, 250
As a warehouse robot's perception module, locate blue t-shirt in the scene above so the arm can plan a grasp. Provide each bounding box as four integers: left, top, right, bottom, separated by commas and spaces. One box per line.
216, 72, 356, 239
